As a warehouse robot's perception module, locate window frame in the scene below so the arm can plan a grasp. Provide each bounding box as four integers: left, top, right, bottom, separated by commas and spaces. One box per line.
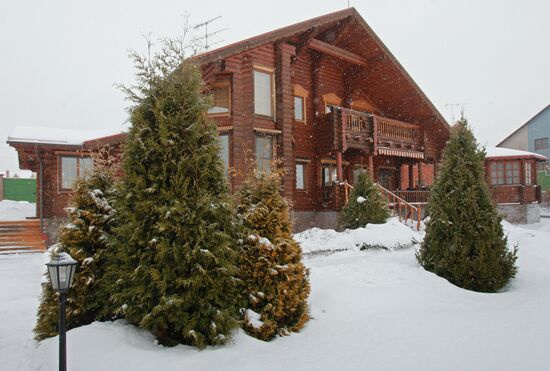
218, 133, 230, 176
207, 82, 231, 117
295, 160, 308, 191
489, 160, 521, 185
58, 155, 93, 192
255, 134, 275, 174
293, 95, 306, 123
322, 165, 338, 186
525, 161, 532, 186
534, 137, 549, 151
253, 67, 276, 119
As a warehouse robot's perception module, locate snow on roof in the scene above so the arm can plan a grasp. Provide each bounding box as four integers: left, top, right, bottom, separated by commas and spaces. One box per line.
7, 125, 128, 146
485, 146, 548, 161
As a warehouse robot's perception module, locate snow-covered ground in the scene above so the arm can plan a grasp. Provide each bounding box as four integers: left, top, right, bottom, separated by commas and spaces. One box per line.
295, 217, 420, 253
0, 200, 36, 220
1, 220, 550, 370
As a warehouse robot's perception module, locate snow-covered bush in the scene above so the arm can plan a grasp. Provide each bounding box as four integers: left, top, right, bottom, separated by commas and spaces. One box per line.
417, 117, 517, 292
106, 41, 239, 348
34, 166, 115, 340
340, 171, 390, 229
236, 170, 310, 341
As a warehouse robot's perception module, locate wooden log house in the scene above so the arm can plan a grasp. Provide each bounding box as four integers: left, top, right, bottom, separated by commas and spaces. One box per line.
8, 8, 452, 238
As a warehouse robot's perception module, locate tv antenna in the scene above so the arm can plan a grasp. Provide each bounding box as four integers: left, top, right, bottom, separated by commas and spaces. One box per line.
445, 103, 467, 124
193, 16, 227, 51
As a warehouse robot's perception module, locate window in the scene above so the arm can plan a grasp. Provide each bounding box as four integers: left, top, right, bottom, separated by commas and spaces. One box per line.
59, 156, 93, 190
525, 162, 532, 185
490, 161, 520, 185
294, 96, 305, 121
534, 137, 549, 151
207, 85, 230, 115
256, 135, 274, 174
254, 70, 274, 117
296, 162, 307, 190
219, 134, 229, 175
322, 166, 337, 186
505, 161, 520, 184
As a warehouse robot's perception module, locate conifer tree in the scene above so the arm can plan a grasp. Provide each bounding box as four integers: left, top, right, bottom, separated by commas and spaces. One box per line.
417, 118, 517, 292
236, 169, 310, 341
340, 171, 390, 229
108, 39, 239, 348
34, 165, 115, 340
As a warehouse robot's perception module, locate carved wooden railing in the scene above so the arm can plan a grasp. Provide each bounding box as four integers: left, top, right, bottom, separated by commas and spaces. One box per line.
327, 107, 423, 153
393, 190, 430, 204
340, 108, 372, 150
373, 115, 422, 147
375, 184, 422, 231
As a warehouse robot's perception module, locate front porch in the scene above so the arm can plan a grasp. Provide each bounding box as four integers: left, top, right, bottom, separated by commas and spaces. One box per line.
318, 106, 435, 208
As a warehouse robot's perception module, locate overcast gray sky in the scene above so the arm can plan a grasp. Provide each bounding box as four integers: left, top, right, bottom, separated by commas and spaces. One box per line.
1, 0, 549, 171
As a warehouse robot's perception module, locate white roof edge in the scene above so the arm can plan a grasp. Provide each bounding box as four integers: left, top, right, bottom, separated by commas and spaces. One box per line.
485, 146, 548, 161
7, 125, 129, 146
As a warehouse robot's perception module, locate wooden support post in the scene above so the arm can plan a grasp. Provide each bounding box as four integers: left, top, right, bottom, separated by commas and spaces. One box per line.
336, 152, 343, 182
408, 163, 414, 190
368, 155, 374, 180
418, 161, 423, 187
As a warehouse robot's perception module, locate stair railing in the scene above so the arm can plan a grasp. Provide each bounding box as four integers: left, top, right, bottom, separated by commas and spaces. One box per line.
375, 183, 422, 231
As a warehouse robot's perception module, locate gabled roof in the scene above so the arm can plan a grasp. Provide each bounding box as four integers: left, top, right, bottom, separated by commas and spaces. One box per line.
497, 104, 550, 147
195, 7, 449, 132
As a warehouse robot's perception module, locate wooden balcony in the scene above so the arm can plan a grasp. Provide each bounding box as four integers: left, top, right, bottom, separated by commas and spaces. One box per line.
326, 107, 424, 159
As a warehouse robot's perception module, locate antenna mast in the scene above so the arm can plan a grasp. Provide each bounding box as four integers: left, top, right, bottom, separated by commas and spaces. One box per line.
193, 16, 225, 51
445, 103, 467, 124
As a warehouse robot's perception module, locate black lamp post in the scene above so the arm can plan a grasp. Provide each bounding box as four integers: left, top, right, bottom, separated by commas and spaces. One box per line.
46, 252, 78, 371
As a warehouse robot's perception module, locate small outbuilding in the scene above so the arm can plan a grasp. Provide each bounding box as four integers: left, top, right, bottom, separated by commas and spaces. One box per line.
484, 147, 547, 223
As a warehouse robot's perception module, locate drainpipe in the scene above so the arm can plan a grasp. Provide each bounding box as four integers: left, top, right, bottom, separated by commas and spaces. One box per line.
34, 145, 44, 235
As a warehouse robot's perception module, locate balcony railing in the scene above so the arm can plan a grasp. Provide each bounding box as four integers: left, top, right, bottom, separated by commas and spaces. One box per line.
326, 107, 424, 155
374, 115, 421, 146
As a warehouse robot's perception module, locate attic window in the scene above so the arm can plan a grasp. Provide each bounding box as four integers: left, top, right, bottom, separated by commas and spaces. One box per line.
207, 85, 230, 116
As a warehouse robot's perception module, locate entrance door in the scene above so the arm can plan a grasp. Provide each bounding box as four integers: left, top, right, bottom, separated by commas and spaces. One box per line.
378, 168, 394, 190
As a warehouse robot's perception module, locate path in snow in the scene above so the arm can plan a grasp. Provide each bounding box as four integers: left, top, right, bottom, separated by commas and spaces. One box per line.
1, 220, 549, 371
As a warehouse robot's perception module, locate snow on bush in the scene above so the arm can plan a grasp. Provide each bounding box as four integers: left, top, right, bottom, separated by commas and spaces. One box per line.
0, 200, 36, 221
294, 217, 421, 254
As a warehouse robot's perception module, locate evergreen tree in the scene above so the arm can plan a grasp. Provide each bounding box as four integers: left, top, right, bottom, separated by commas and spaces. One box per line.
417, 118, 517, 292
108, 40, 239, 348
34, 165, 115, 340
236, 170, 310, 341
340, 171, 390, 229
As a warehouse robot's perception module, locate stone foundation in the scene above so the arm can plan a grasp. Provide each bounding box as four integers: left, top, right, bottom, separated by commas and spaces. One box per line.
292, 211, 340, 232
496, 204, 541, 224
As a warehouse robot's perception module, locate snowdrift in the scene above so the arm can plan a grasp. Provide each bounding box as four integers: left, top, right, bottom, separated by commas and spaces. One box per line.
294, 217, 421, 254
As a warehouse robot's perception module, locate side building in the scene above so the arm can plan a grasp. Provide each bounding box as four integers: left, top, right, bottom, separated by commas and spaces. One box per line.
497, 104, 550, 204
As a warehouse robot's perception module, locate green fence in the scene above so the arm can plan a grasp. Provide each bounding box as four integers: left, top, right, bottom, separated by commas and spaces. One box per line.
3, 178, 37, 202
537, 170, 550, 191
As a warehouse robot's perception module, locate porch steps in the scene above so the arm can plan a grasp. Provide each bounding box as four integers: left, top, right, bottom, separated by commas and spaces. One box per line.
0, 220, 46, 254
